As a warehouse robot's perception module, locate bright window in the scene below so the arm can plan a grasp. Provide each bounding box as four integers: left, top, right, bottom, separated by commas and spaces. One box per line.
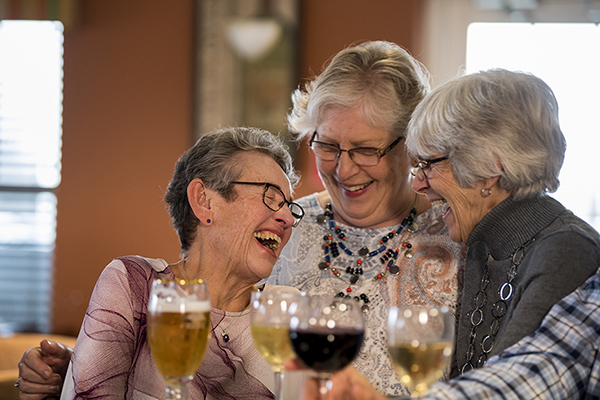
467, 22, 600, 231
0, 20, 64, 333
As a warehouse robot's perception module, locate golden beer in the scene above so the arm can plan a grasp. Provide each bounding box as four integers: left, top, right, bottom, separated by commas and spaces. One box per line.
148, 300, 211, 383
251, 325, 295, 372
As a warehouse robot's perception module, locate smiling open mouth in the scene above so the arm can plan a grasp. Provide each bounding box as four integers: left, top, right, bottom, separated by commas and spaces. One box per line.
254, 231, 282, 250
342, 181, 373, 192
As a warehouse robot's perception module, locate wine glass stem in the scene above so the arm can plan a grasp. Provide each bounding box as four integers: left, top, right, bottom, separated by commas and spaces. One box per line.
273, 370, 284, 400
165, 383, 189, 400
318, 377, 332, 400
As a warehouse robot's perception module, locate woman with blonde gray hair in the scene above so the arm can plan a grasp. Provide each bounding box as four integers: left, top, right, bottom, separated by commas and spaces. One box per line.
270, 41, 464, 397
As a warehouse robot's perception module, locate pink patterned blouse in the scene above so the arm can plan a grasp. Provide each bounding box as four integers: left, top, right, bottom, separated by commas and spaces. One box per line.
61, 256, 303, 400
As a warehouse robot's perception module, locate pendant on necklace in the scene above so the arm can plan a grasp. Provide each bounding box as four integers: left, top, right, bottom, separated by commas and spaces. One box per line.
407, 221, 419, 233
222, 332, 230, 343
389, 265, 400, 275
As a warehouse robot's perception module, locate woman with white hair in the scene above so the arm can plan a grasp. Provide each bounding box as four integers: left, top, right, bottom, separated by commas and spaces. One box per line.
407, 68, 600, 377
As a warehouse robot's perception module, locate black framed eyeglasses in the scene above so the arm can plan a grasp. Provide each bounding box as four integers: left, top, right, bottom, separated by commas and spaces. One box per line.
309, 131, 403, 167
411, 156, 449, 180
231, 181, 305, 227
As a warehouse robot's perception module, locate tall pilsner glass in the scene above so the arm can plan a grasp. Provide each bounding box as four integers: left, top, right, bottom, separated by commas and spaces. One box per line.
387, 305, 454, 397
148, 278, 211, 400
250, 289, 301, 400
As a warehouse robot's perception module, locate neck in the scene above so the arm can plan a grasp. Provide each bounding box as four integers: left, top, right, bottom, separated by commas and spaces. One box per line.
317, 191, 430, 228
174, 254, 257, 313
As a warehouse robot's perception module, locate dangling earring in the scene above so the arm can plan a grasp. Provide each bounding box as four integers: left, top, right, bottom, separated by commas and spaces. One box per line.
481, 188, 492, 198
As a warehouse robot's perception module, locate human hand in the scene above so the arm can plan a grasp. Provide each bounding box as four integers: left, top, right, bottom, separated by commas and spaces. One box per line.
285, 360, 388, 400
17, 340, 73, 400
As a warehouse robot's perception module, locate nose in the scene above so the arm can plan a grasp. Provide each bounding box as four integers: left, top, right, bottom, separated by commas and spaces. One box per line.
274, 204, 295, 227
334, 150, 360, 179
411, 169, 430, 194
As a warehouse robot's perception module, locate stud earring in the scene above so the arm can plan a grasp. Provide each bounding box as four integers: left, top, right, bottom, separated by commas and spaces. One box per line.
206, 219, 211, 224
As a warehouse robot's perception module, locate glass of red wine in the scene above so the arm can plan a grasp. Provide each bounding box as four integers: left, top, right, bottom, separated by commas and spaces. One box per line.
289, 295, 365, 399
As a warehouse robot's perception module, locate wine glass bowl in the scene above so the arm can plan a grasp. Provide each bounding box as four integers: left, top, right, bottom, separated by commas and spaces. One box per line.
289, 296, 365, 398
147, 278, 211, 400
387, 305, 454, 397
250, 289, 300, 400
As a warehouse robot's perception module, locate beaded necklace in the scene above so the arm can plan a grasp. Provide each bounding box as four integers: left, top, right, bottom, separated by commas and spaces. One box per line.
317, 204, 418, 312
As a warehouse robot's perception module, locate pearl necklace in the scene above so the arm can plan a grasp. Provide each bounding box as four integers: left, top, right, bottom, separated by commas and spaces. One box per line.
317, 204, 418, 311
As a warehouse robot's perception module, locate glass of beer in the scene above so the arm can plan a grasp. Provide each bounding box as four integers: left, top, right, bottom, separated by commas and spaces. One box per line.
387, 305, 454, 397
250, 289, 300, 400
147, 278, 211, 400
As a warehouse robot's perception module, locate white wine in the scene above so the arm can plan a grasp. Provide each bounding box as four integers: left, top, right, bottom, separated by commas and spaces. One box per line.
251, 325, 295, 372
148, 300, 211, 384
388, 341, 453, 395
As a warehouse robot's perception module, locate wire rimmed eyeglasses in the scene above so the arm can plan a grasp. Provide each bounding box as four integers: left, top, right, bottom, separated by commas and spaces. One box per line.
411, 156, 449, 180
231, 181, 305, 227
309, 131, 403, 167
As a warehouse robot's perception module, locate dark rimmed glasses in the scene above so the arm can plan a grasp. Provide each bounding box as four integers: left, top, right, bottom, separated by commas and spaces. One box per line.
231, 182, 305, 227
411, 156, 449, 180
309, 131, 403, 167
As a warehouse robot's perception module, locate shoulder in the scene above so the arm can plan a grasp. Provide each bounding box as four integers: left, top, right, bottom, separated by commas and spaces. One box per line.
95, 256, 171, 293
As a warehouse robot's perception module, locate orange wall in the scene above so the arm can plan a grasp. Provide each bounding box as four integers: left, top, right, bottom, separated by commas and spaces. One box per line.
52, 0, 193, 335
50, 0, 422, 335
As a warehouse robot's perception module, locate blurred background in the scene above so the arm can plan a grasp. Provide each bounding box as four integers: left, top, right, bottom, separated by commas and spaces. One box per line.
0, 0, 598, 338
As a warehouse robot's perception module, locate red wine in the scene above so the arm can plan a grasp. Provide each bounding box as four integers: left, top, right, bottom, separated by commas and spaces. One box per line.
290, 328, 364, 372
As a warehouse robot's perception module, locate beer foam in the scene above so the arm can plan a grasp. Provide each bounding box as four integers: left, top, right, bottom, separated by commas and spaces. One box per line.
150, 298, 211, 313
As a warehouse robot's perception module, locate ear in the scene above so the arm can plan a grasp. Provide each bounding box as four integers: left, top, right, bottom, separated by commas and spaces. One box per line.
484, 157, 504, 189
187, 178, 213, 224
483, 175, 500, 190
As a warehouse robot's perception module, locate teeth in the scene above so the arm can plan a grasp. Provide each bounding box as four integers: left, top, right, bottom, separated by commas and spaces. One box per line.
431, 199, 448, 207
342, 182, 370, 192
254, 231, 282, 251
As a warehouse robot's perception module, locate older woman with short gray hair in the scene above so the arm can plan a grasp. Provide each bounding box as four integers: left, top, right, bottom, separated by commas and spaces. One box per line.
408, 68, 600, 378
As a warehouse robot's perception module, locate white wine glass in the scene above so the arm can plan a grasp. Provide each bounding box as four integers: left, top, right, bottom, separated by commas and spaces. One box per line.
289, 296, 365, 399
250, 289, 301, 400
387, 305, 454, 397
147, 278, 211, 400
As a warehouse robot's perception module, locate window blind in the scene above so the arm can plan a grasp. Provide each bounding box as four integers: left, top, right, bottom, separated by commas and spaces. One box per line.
0, 20, 63, 333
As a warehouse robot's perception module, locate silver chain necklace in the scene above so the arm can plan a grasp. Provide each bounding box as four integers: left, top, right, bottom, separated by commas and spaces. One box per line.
461, 237, 535, 374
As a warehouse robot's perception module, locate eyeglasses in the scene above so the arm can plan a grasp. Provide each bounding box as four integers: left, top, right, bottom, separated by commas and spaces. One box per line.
231, 181, 305, 227
309, 131, 403, 167
411, 156, 449, 180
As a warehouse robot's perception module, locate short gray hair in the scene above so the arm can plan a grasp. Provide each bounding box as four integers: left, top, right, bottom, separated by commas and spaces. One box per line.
164, 126, 298, 251
287, 41, 431, 140
406, 69, 566, 200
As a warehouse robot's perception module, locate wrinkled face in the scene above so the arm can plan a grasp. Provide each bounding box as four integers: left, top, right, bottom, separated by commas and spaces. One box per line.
210, 152, 295, 280
411, 157, 488, 243
314, 107, 413, 228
